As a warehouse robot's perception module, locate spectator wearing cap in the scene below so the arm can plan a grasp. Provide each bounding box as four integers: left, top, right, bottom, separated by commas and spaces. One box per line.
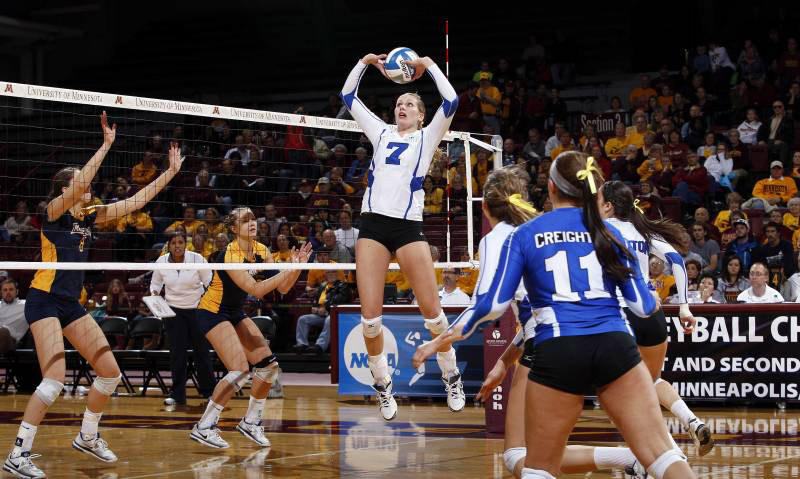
476, 72, 502, 133
737, 262, 784, 303
307, 177, 344, 217
751, 161, 798, 207
757, 100, 795, 168
289, 179, 314, 220
0, 279, 29, 353
725, 218, 758, 272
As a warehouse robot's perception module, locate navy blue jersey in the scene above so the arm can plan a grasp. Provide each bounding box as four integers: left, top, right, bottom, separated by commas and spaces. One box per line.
30, 211, 96, 298
452, 207, 656, 346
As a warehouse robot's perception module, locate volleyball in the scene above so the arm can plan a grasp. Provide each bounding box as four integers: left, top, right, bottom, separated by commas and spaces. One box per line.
384, 47, 419, 84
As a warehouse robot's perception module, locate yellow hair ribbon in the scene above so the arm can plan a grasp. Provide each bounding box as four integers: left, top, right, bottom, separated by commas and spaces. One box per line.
575, 156, 601, 194
633, 198, 645, 215
508, 193, 538, 213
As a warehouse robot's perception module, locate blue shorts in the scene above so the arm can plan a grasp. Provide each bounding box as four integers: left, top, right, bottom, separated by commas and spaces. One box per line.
196, 306, 247, 335
25, 288, 88, 327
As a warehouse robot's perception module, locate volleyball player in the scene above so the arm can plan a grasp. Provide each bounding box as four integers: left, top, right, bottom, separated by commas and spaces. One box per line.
598, 180, 714, 456
190, 207, 311, 449
4, 114, 184, 479
340, 51, 463, 420
417, 152, 696, 479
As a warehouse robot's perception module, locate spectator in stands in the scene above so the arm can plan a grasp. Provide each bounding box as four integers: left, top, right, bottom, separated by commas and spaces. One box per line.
785, 81, 800, 121
737, 262, 784, 303
115, 208, 153, 262
189, 225, 214, 260
703, 142, 733, 195
0, 279, 28, 353
777, 37, 800, 88
543, 121, 567, 158
694, 207, 721, 241
753, 222, 796, 287
690, 222, 720, 274
452, 81, 483, 133
737, 109, 762, 145
629, 74, 657, 110
449, 174, 468, 215
224, 134, 254, 166
665, 130, 689, 169
672, 152, 709, 207
738, 44, 766, 82
456, 248, 479, 296
212, 232, 229, 258
636, 144, 664, 183
1, 200, 33, 242
522, 128, 545, 163
546, 87, 568, 122
720, 211, 746, 249
678, 228, 705, 266
346, 147, 371, 188
202, 207, 225, 237
648, 255, 675, 302
212, 158, 240, 210
476, 72, 502, 132
785, 198, 800, 231
713, 192, 746, 232
105, 279, 133, 326
697, 132, 717, 159
529, 171, 548, 209
289, 179, 314, 221
185, 169, 220, 214
307, 178, 343, 216
276, 223, 299, 249
500, 80, 522, 137
165, 206, 202, 237
626, 111, 651, 149
696, 274, 725, 303
549, 129, 573, 161
603, 122, 628, 161
305, 249, 346, 295
258, 204, 282, 239
726, 129, 750, 190
783, 255, 800, 301
334, 210, 359, 253
421, 175, 444, 216
428, 268, 471, 306
605, 96, 625, 113
634, 181, 661, 218
294, 268, 347, 355
328, 166, 354, 198
256, 222, 272, 248
589, 144, 612, 180
132, 150, 159, 186
612, 144, 642, 185
322, 229, 352, 263
758, 100, 795, 168
272, 234, 293, 263
726, 218, 758, 272
150, 232, 216, 405
766, 209, 794, 243
684, 259, 702, 291
751, 161, 798, 207
717, 255, 750, 302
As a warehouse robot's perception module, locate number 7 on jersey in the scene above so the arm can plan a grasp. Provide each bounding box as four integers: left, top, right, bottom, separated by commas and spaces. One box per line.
385, 142, 409, 165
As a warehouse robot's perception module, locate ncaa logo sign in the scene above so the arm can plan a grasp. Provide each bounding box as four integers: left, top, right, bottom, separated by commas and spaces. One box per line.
344, 324, 399, 385
491, 329, 501, 339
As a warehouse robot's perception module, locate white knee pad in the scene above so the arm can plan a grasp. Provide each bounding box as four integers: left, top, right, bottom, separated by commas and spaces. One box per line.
423, 311, 448, 335
253, 363, 280, 383
34, 378, 64, 406
503, 447, 526, 474
92, 374, 122, 396
654, 378, 665, 386
647, 449, 687, 479
223, 370, 250, 392
520, 468, 555, 479
361, 316, 383, 339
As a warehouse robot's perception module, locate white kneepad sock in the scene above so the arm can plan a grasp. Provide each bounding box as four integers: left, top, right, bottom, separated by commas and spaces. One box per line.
423, 311, 448, 335
35, 378, 64, 406
367, 354, 390, 385
520, 468, 555, 479
436, 348, 458, 379
361, 316, 383, 338
503, 447, 526, 474
647, 449, 687, 479
92, 374, 122, 396
223, 370, 250, 392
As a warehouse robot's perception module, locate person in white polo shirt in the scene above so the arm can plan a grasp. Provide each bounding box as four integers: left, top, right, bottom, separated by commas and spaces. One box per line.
737, 262, 785, 303
0, 279, 29, 353
438, 269, 471, 305
150, 233, 217, 406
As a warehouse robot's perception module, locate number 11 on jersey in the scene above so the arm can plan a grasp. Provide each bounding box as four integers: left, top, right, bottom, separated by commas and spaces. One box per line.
544, 250, 612, 301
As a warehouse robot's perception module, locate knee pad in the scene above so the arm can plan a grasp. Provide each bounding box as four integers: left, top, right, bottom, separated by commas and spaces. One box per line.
654, 378, 665, 386
34, 378, 64, 406
361, 316, 383, 339
223, 370, 250, 392
520, 468, 555, 479
423, 311, 448, 335
647, 449, 687, 479
503, 447, 526, 474
92, 374, 122, 396
253, 363, 280, 383
253, 354, 278, 369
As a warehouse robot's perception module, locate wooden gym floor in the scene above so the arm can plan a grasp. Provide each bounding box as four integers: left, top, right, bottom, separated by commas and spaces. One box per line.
0, 386, 797, 478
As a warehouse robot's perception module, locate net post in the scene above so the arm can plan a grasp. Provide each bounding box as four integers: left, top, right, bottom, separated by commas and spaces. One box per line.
463, 132, 474, 261
491, 134, 503, 170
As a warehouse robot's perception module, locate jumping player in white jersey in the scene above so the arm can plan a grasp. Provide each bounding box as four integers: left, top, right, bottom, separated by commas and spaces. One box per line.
340, 52, 463, 420
598, 180, 714, 456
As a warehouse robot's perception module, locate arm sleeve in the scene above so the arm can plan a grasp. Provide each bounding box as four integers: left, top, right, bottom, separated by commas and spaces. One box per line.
340, 61, 387, 145
449, 231, 525, 339
650, 236, 689, 305
422, 64, 459, 143
149, 260, 164, 294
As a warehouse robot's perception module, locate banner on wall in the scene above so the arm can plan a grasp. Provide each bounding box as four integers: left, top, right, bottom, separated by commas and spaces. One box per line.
337, 311, 486, 396
661, 310, 800, 401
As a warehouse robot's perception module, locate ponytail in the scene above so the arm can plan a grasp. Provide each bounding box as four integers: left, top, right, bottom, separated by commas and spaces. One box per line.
483, 166, 538, 226
551, 152, 633, 282
600, 180, 684, 248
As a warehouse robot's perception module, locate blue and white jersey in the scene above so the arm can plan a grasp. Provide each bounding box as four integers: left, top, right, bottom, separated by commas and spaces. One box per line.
606, 218, 689, 307
452, 208, 657, 346
340, 61, 458, 221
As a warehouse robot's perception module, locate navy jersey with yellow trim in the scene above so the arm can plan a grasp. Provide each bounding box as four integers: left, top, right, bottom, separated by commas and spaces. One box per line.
30, 211, 96, 298
199, 240, 269, 313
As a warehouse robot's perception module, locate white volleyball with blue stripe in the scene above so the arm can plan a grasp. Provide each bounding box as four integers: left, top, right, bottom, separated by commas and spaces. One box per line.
384, 47, 419, 84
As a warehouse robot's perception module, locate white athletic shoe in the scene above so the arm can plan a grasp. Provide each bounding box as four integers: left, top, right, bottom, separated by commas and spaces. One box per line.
624, 459, 647, 479
190, 424, 229, 449
72, 433, 118, 462
443, 373, 466, 412
236, 419, 271, 447
688, 418, 714, 456
3, 452, 45, 478
372, 380, 398, 421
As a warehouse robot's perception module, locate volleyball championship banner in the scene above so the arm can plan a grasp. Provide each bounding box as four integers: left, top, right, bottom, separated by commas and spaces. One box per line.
335, 309, 485, 397
661, 305, 800, 402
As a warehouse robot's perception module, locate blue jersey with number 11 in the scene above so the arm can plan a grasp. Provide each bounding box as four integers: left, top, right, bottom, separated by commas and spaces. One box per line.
453, 207, 656, 346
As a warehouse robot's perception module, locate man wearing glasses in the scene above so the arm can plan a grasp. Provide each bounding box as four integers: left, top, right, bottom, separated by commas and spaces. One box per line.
736, 262, 785, 303
757, 100, 795, 168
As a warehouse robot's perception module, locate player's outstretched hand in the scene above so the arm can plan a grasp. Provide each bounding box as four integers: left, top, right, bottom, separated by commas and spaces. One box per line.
406, 56, 434, 80
361, 53, 390, 80
167, 142, 184, 174
475, 360, 508, 402
101, 111, 116, 146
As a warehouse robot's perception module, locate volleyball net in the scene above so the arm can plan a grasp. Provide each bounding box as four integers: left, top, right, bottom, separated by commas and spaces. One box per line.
0, 81, 501, 305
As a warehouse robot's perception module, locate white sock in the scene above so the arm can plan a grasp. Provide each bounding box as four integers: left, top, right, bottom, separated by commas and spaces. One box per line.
593, 446, 637, 469
198, 400, 224, 430
367, 354, 389, 385
11, 422, 37, 457
669, 400, 698, 429
436, 348, 458, 379
244, 396, 266, 425
521, 468, 555, 479
80, 408, 102, 440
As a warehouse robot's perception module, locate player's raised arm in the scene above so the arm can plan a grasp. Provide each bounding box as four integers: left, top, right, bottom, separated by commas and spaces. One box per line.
340, 54, 388, 145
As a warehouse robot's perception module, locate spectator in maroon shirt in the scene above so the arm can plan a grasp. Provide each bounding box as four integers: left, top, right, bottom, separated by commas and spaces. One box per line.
289, 179, 314, 221
672, 152, 709, 206
777, 38, 800, 88
665, 130, 689, 169
651, 155, 676, 197
452, 82, 483, 133
183, 169, 219, 210
307, 178, 344, 217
